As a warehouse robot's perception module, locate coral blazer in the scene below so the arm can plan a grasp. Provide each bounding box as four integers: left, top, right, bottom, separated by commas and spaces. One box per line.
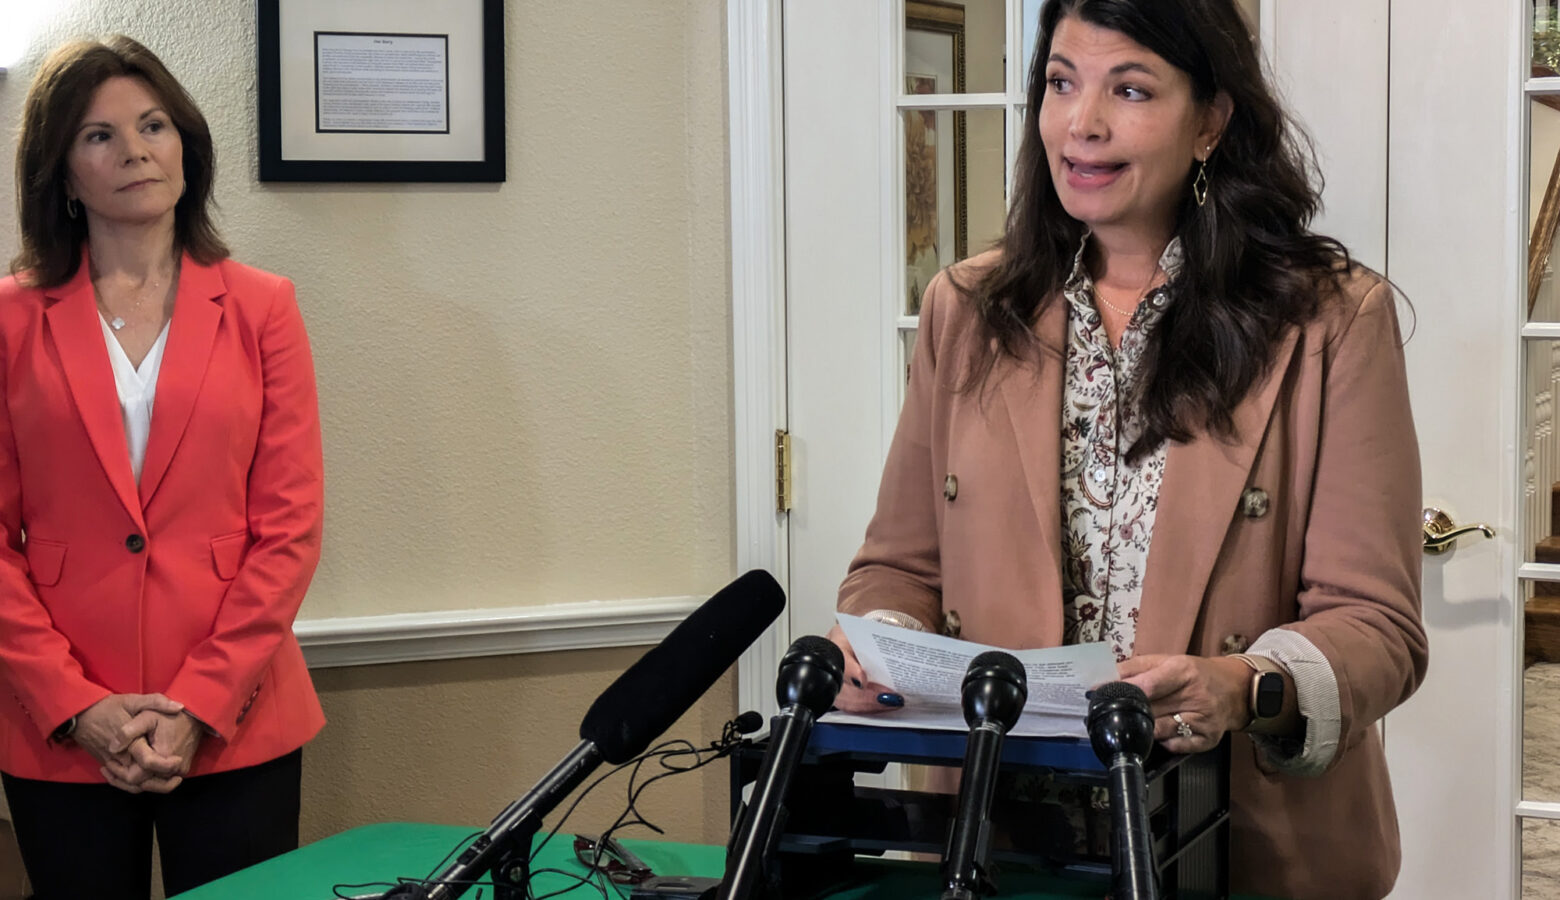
839, 252, 1428, 900
0, 250, 326, 782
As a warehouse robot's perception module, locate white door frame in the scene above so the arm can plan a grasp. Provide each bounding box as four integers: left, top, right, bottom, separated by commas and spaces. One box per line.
727, 0, 791, 720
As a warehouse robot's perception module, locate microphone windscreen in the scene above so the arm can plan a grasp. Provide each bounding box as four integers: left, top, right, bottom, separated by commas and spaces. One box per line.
776, 635, 845, 715
1086, 680, 1156, 762
1089, 680, 1150, 712
967, 650, 1026, 684
579, 570, 785, 763
783, 634, 844, 669
732, 710, 765, 734
962, 650, 1027, 729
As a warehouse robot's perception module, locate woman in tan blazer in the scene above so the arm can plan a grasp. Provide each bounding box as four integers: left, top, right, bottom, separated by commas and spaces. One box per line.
829, 2, 1426, 898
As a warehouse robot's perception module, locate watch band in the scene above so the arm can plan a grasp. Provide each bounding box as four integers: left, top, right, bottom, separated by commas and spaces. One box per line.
1230, 653, 1286, 721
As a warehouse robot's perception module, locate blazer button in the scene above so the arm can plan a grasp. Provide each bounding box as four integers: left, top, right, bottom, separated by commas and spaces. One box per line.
1239, 488, 1270, 519
125, 534, 146, 553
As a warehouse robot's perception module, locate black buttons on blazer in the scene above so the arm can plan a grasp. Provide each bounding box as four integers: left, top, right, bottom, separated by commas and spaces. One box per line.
124, 534, 146, 553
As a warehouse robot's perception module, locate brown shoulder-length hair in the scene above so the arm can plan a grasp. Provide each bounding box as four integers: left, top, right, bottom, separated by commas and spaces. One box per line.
10, 35, 228, 288
963, 0, 1354, 459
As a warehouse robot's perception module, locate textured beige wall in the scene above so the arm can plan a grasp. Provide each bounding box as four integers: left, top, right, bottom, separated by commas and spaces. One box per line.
305, 650, 736, 847
0, 0, 740, 882
0, 0, 736, 620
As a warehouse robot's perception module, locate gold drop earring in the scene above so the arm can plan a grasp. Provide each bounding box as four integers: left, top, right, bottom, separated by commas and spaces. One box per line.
1193, 145, 1211, 207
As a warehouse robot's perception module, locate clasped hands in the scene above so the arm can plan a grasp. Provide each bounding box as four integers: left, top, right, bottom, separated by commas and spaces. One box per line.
73, 693, 204, 794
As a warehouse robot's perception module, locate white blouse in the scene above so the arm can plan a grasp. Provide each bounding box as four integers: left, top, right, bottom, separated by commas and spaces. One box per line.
99, 315, 171, 482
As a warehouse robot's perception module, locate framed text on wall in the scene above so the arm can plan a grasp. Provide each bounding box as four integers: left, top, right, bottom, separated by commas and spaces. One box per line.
257, 0, 505, 182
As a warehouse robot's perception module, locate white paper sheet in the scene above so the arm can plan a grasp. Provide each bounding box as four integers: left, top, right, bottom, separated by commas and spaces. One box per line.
822, 613, 1119, 738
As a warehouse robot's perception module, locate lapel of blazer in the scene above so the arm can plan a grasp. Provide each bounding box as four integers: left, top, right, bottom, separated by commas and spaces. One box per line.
43, 256, 145, 529
1132, 329, 1301, 655
995, 296, 1069, 601
138, 254, 225, 508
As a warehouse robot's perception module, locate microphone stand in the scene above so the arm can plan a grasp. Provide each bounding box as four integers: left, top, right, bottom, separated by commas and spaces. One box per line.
940, 652, 1027, 900
716, 636, 844, 900
720, 704, 816, 900
1087, 682, 1161, 900
384, 741, 603, 900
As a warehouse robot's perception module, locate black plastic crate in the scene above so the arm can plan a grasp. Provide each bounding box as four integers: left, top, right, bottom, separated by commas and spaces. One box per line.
728, 721, 1229, 899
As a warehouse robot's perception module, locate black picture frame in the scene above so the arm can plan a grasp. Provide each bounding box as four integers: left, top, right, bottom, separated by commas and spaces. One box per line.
257, 0, 505, 182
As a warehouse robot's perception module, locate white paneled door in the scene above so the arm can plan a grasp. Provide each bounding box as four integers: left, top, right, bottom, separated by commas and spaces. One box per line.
759, 0, 1519, 894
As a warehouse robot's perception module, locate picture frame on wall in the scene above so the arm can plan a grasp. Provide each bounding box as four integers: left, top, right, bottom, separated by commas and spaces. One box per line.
257, 0, 505, 182
904, 0, 967, 315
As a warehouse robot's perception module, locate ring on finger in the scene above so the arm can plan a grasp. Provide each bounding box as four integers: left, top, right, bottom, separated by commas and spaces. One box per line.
1172, 712, 1194, 739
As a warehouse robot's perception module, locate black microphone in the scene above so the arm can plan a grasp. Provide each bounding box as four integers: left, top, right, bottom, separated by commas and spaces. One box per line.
941, 651, 1028, 900
731, 710, 764, 736
390, 570, 786, 900
717, 635, 845, 900
1086, 681, 1160, 900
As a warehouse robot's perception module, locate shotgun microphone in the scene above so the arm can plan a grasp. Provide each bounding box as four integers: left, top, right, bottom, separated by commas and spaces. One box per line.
717, 635, 845, 900
388, 570, 786, 900
941, 651, 1028, 900
1086, 681, 1161, 900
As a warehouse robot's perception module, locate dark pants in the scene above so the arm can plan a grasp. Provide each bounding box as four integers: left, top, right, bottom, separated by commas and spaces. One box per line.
1, 749, 302, 900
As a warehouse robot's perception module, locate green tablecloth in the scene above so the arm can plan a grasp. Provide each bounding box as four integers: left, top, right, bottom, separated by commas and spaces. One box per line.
174, 822, 1263, 899
174, 823, 730, 899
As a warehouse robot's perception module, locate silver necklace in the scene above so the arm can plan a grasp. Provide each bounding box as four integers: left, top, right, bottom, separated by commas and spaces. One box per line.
99, 277, 167, 331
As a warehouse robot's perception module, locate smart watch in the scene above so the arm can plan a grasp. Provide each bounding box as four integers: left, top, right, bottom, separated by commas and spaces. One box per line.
49, 715, 77, 743
1232, 653, 1286, 723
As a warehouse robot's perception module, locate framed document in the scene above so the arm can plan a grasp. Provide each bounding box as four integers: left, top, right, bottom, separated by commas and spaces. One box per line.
257, 0, 504, 182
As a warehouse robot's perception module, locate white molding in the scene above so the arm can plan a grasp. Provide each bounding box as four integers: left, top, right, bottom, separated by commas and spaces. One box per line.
1516, 801, 1560, 820
294, 596, 704, 668
1512, 0, 1535, 896
1518, 562, 1560, 582
727, 0, 791, 720
1259, 0, 1277, 58
882, 0, 904, 454
1522, 323, 1560, 340
895, 92, 1008, 110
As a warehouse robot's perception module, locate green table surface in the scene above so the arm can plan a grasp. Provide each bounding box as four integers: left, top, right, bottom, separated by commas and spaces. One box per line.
173, 822, 1268, 899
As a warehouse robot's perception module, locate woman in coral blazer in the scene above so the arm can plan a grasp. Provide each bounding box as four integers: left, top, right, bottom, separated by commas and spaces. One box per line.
831, 2, 1426, 899
0, 37, 323, 898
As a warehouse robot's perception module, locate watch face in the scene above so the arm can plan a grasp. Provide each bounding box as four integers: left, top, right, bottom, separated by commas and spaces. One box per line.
1255, 671, 1285, 719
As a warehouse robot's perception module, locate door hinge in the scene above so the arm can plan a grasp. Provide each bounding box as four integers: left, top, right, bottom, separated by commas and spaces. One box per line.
775, 429, 793, 513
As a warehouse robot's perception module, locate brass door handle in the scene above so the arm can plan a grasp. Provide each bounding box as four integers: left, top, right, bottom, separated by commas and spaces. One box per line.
1422, 507, 1495, 555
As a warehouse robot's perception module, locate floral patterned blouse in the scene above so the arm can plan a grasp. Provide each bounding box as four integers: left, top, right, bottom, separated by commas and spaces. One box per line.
1054, 235, 1337, 776
1060, 238, 1183, 662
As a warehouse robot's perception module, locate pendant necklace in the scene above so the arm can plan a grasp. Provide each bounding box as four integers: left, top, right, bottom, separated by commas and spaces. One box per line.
101, 276, 168, 331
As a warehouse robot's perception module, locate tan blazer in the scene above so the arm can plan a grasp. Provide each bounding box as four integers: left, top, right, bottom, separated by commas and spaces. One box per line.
839, 251, 1427, 900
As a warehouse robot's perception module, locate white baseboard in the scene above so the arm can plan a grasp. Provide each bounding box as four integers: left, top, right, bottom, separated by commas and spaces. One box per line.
294, 596, 703, 668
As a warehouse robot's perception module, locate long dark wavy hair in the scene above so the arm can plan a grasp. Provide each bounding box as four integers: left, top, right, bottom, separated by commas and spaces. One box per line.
967, 0, 1353, 458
